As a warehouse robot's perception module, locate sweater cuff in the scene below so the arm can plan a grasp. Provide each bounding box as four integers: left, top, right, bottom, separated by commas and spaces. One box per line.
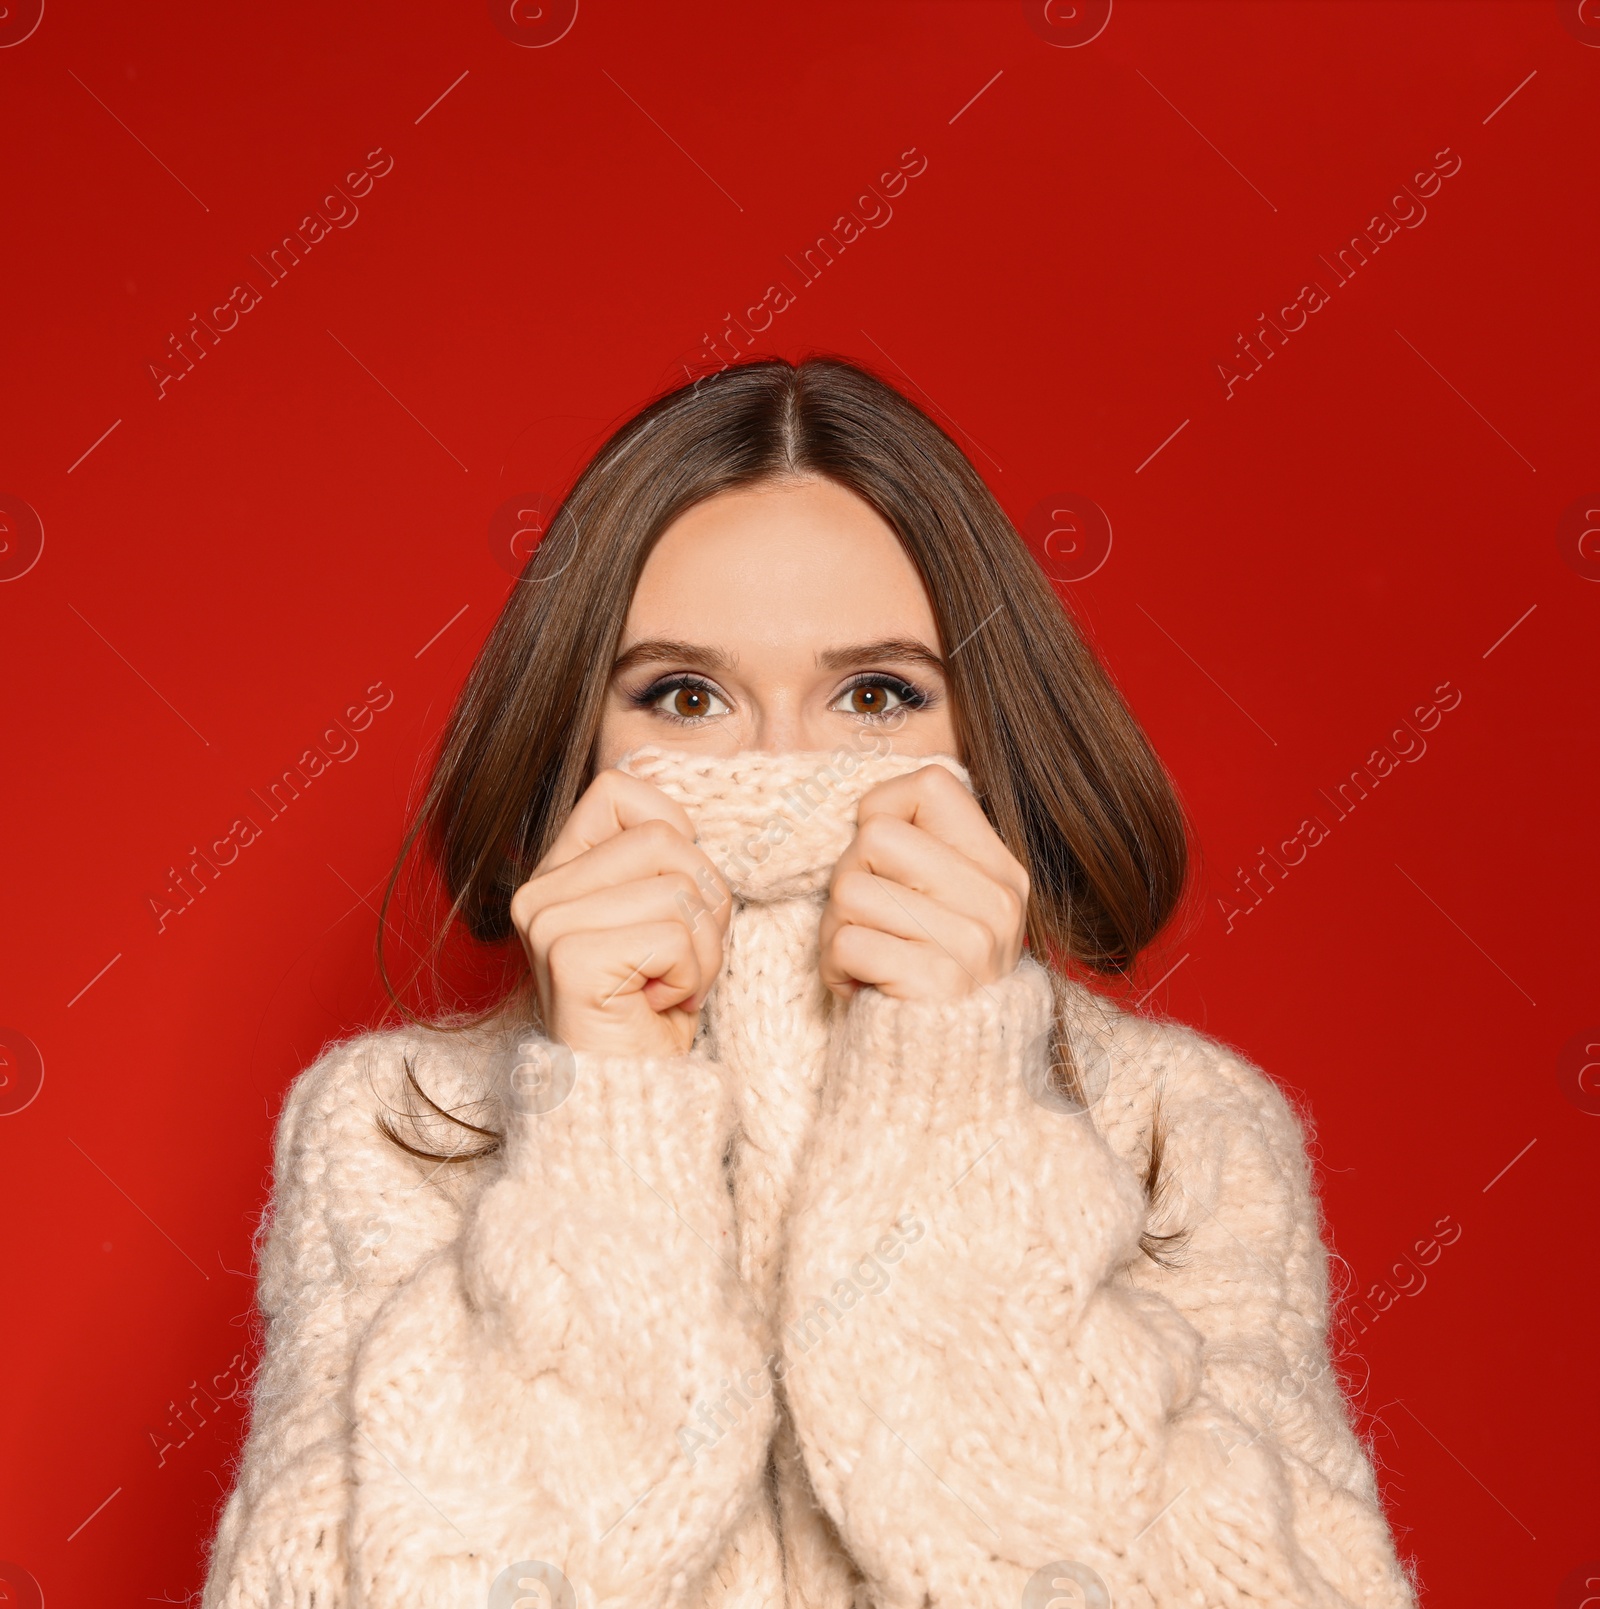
828, 958, 1148, 1290
496, 1034, 734, 1208
830, 956, 1057, 1133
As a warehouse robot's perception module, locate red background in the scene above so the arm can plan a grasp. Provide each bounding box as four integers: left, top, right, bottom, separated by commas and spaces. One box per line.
2, 1, 1596, 1602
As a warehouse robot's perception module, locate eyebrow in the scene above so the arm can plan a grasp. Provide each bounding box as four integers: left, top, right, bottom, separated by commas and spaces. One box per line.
815, 638, 946, 675
611, 637, 947, 678
611, 639, 738, 676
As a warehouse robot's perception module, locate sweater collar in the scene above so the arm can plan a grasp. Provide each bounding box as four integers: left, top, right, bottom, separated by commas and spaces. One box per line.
613, 743, 972, 904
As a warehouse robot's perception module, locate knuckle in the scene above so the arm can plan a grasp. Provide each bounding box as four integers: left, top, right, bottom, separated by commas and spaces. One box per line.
828, 841, 862, 881
856, 815, 894, 853
509, 884, 536, 932
999, 844, 1029, 892
544, 931, 582, 985
832, 868, 872, 911
525, 901, 560, 952
659, 877, 693, 922
637, 817, 681, 853
663, 868, 699, 904
999, 882, 1026, 929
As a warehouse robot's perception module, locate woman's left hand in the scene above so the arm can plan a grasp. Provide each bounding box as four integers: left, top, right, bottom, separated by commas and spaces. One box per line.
819, 763, 1030, 1003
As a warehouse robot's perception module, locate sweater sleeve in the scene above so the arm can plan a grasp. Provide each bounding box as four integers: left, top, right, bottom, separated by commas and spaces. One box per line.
777, 958, 1416, 1609
202, 1029, 774, 1609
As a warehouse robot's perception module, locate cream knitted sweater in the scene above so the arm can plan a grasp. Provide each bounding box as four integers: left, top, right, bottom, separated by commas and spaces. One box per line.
203, 746, 1417, 1609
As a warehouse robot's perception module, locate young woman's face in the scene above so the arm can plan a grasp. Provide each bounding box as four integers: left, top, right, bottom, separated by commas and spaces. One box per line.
595, 476, 960, 769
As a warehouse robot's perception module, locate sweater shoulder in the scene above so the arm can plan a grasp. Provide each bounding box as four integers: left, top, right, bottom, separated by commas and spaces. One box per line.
257, 1017, 512, 1313
275, 1016, 508, 1163
1061, 981, 1317, 1192
1070, 994, 1395, 1507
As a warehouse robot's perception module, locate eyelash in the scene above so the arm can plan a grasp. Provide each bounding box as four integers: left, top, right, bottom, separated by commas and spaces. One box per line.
629, 673, 727, 727
836, 673, 931, 722
628, 672, 933, 726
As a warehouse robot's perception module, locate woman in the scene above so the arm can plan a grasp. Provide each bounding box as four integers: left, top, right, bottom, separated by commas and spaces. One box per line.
202, 357, 1416, 1607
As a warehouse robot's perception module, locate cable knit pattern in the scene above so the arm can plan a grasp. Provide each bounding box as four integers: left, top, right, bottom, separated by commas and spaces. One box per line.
203, 744, 1415, 1609
618, 742, 973, 1607
781, 964, 1415, 1607
205, 1034, 772, 1608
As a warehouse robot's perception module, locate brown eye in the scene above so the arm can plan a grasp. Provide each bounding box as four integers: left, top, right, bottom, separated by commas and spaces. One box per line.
830, 677, 921, 719
643, 679, 729, 722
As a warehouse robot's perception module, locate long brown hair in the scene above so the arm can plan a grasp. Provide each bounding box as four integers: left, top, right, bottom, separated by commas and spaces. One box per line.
376, 354, 1192, 1262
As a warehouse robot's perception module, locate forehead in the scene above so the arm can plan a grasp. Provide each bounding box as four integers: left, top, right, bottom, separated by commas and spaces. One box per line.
626, 478, 938, 645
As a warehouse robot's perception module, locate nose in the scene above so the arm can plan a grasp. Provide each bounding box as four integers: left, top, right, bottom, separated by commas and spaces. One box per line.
745, 711, 805, 754
744, 694, 825, 756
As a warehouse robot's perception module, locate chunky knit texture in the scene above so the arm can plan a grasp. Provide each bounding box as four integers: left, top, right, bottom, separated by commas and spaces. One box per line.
203, 744, 1416, 1608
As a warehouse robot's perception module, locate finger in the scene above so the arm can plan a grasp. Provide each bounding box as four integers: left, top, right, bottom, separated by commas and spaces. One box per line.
515, 821, 732, 939
542, 769, 698, 873
523, 874, 725, 1010
547, 919, 703, 1020
821, 923, 970, 1001
837, 815, 1024, 946
856, 765, 1028, 899
821, 868, 991, 984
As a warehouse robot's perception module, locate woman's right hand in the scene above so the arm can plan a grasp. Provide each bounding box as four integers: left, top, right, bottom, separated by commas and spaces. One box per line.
510, 768, 732, 1059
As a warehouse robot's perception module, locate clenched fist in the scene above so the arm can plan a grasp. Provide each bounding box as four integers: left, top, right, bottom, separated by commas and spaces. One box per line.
510, 769, 732, 1058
